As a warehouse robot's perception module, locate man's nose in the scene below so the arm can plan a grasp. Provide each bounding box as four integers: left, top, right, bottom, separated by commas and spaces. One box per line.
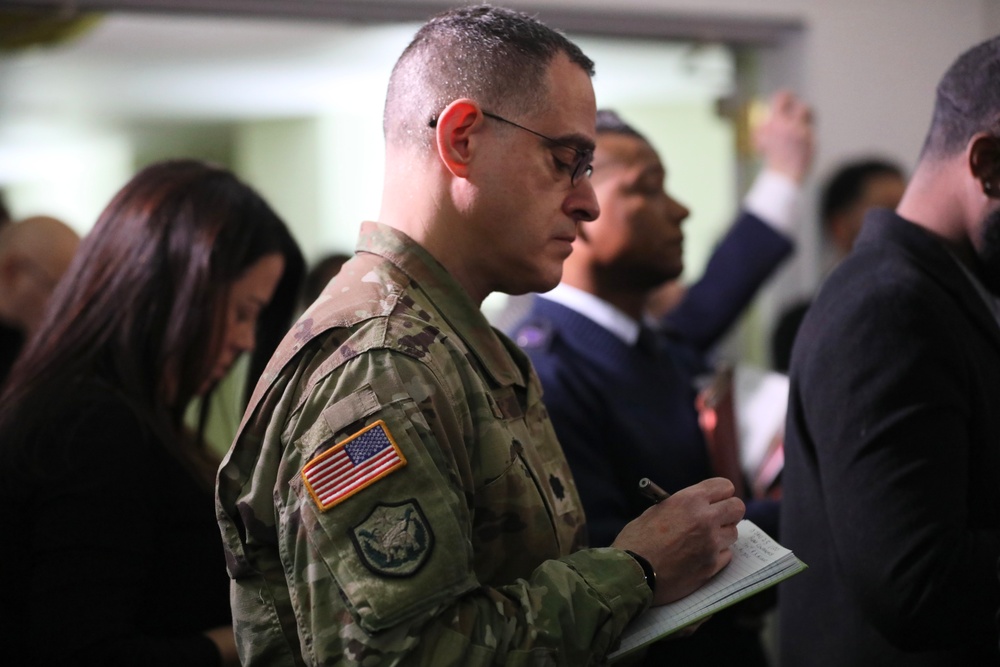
567, 178, 600, 223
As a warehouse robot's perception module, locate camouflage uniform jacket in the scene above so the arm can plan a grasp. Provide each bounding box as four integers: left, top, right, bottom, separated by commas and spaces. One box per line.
216, 222, 652, 666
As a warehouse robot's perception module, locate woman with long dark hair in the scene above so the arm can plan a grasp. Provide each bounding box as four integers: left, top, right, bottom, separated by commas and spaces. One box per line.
0, 159, 304, 666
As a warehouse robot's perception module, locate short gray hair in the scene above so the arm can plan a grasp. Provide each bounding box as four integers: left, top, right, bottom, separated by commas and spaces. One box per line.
383, 4, 595, 149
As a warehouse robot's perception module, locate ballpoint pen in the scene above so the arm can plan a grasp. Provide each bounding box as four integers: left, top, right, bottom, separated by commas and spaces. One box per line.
638, 477, 671, 503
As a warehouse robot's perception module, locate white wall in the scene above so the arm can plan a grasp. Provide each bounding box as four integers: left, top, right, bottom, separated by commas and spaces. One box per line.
0, 121, 133, 234
233, 118, 324, 262
316, 111, 386, 257
231, 113, 386, 264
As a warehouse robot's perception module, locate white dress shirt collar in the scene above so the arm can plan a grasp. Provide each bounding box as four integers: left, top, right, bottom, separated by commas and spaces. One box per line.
540, 283, 642, 345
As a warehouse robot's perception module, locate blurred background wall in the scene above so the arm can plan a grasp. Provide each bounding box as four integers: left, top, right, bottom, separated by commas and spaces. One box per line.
1, 0, 996, 364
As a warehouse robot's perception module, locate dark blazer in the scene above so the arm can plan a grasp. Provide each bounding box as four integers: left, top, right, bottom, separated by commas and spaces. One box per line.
515, 212, 791, 667
514, 211, 791, 547
0, 382, 231, 666
779, 208, 1000, 666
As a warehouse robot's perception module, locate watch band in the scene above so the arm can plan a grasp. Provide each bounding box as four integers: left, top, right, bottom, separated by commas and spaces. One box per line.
624, 549, 656, 594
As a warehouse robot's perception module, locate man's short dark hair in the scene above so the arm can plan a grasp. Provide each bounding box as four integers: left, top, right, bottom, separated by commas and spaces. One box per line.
921, 35, 1000, 160
383, 4, 594, 148
595, 109, 650, 144
820, 159, 905, 227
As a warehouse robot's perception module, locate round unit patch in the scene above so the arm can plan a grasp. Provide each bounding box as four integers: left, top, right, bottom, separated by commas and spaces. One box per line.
349, 500, 434, 578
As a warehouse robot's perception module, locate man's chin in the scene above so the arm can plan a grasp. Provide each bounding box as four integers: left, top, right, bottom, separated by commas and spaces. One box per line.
507, 266, 562, 296
651, 265, 684, 288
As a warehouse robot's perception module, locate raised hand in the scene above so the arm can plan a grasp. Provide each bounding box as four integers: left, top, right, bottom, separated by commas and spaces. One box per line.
755, 90, 815, 185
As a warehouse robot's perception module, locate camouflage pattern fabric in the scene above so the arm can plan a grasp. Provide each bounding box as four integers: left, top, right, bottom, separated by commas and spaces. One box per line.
216, 222, 651, 666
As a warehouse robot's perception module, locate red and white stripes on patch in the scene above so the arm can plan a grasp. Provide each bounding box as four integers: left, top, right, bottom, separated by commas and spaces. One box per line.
301, 420, 407, 511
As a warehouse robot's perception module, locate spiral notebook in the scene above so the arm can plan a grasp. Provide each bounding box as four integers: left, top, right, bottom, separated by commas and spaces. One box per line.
609, 519, 806, 662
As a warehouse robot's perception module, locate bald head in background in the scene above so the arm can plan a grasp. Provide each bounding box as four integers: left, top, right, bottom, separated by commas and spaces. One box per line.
0, 216, 79, 382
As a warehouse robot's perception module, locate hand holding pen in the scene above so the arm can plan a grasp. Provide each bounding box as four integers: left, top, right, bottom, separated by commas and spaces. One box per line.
611, 477, 745, 605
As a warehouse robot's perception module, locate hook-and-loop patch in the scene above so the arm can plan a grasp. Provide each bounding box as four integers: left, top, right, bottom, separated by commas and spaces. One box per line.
301, 420, 407, 511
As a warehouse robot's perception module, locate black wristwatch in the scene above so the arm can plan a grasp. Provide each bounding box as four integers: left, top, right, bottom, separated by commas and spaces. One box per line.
624, 550, 656, 594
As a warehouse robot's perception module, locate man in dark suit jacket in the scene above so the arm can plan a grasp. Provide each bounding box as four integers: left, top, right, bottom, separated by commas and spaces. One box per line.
770, 158, 906, 372
780, 35, 1000, 666
513, 93, 815, 666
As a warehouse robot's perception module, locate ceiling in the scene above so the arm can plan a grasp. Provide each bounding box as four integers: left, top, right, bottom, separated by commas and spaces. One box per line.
0, 11, 735, 126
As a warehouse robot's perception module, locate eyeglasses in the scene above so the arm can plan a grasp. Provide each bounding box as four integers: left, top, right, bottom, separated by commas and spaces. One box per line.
428, 111, 594, 185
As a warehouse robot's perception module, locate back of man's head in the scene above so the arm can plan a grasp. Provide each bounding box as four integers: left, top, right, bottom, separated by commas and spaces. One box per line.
820, 159, 905, 226
0, 215, 80, 332
921, 35, 1000, 161
819, 159, 906, 256
383, 4, 594, 150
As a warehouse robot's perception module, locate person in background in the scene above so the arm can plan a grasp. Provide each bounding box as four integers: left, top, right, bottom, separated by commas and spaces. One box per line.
0, 191, 11, 228
0, 159, 304, 667
0, 215, 79, 384
502, 92, 811, 350
771, 158, 906, 371
779, 35, 1000, 666
189, 249, 355, 458
512, 93, 813, 666
216, 6, 744, 665
190, 250, 355, 458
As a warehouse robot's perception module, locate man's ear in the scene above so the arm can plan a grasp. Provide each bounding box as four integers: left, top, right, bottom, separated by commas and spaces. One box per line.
969, 133, 1000, 198
433, 99, 484, 179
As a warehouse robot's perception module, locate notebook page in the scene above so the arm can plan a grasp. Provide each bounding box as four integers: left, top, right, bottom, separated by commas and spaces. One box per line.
609, 520, 803, 660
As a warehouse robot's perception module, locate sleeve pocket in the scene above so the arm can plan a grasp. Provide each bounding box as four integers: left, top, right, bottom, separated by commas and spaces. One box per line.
287, 389, 478, 633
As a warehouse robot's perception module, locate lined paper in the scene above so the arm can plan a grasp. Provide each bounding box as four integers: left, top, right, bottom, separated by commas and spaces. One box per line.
609, 520, 806, 661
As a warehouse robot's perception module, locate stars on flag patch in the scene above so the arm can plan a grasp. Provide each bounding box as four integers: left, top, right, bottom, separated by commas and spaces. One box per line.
302, 420, 407, 511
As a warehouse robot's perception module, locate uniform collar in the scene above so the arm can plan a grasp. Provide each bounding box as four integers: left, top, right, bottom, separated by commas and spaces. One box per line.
357, 221, 529, 388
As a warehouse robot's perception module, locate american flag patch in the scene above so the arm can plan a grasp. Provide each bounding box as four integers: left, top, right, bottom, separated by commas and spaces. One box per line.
302, 420, 407, 511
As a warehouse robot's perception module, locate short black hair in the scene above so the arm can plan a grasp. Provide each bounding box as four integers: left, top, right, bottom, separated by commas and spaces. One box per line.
921, 35, 1000, 160
383, 4, 594, 148
595, 109, 650, 143
820, 159, 905, 226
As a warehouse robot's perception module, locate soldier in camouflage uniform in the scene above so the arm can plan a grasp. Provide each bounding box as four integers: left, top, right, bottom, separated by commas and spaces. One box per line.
216, 6, 745, 666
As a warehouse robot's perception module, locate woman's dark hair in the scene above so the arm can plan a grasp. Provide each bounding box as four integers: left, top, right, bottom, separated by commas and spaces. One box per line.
0, 159, 304, 484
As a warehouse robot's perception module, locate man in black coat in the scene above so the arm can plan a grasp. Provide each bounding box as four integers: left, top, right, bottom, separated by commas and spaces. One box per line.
779, 35, 1000, 666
